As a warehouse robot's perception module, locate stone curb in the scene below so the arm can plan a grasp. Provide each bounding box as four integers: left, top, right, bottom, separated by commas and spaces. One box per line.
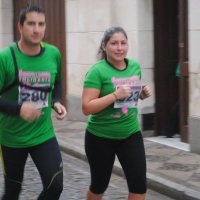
58, 139, 200, 200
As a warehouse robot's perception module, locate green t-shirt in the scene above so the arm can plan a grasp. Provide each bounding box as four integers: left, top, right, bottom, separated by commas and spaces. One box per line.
0, 42, 62, 147
83, 58, 142, 139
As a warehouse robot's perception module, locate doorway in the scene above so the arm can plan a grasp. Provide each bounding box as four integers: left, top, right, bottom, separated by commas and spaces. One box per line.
153, 0, 189, 142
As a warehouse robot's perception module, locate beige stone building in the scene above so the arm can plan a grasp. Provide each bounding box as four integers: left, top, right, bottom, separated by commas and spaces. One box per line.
0, 0, 200, 154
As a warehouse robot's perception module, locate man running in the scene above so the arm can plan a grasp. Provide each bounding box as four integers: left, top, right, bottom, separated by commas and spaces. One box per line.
0, 4, 67, 200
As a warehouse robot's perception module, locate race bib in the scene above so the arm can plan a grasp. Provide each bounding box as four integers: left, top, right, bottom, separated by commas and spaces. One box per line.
114, 85, 141, 108
18, 86, 49, 109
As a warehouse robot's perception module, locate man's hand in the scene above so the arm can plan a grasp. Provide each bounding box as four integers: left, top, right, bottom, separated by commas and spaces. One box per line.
20, 102, 43, 121
53, 102, 67, 120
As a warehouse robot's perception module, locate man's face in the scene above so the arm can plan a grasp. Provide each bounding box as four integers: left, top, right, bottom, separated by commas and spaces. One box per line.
18, 11, 46, 46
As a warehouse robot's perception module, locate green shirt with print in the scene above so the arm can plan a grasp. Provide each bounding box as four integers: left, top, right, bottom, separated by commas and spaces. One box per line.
83, 59, 142, 139
0, 42, 62, 148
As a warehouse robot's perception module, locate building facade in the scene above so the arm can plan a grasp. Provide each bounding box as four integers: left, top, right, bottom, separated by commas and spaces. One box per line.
0, 0, 200, 153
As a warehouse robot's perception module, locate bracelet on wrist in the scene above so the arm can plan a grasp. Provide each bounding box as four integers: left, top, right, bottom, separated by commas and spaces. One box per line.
112, 92, 118, 100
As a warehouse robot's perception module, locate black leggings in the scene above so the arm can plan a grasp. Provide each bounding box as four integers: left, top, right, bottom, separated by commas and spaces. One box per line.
0, 137, 63, 200
85, 130, 147, 194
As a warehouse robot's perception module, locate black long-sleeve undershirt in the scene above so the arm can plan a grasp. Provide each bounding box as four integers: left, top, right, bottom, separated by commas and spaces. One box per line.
52, 79, 62, 107
0, 98, 22, 115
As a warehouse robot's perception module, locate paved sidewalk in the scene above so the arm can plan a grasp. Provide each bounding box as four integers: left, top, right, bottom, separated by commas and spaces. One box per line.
53, 118, 200, 200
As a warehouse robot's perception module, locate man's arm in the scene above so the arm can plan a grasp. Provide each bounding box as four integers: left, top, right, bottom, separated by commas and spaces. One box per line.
52, 79, 62, 107
0, 98, 22, 115
52, 79, 67, 120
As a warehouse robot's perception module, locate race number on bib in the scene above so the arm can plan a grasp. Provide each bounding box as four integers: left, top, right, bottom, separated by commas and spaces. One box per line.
114, 85, 141, 108
18, 86, 49, 109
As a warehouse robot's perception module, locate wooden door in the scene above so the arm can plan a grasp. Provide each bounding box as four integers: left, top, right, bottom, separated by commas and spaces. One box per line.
13, 0, 67, 106
153, 0, 179, 135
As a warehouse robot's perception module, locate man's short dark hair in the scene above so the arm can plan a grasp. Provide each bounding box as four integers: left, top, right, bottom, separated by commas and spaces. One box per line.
19, 4, 45, 25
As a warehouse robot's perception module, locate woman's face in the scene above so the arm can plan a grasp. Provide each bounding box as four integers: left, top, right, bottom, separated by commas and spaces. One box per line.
103, 32, 128, 65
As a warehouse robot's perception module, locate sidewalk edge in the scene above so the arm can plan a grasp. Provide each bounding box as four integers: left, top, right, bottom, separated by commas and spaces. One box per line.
58, 139, 200, 200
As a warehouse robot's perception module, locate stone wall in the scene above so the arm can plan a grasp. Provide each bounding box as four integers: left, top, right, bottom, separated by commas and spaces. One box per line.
188, 0, 200, 153
0, 0, 13, 49
65, 0, 155, 123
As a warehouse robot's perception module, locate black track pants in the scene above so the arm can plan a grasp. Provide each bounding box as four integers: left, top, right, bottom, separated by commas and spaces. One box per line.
0, 137, 63, 200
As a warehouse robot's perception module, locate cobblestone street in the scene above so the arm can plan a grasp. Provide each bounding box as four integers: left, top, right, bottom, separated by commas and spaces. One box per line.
0, 152, 175, 200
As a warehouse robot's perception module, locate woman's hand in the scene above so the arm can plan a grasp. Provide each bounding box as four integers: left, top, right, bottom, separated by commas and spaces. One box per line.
140, 85, 152, 100
115, 85, 132, 100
